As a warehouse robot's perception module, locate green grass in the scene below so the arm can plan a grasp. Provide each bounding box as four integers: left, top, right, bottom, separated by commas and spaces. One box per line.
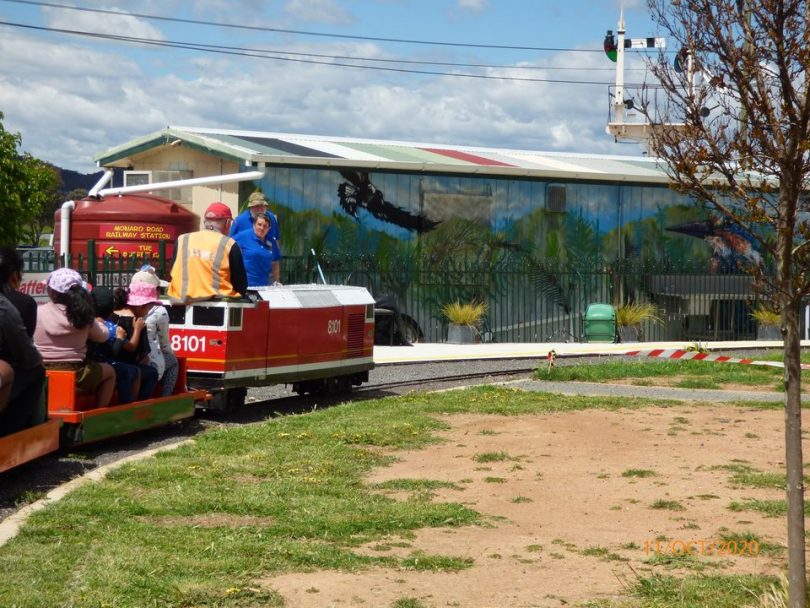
726, 468, 809, 490
650, 499, 686, 511
630, 574, 779, 607
392, 598, 428, 608
622, 469, 657, 478
400, 552, 473, 571
372, 479, 463, 492
719, 531, 784, 557
473, 451, 511, 463
726, 499, 810, 517
541, 358, 804, 392
644, 552, 706, 571
674, 377, 721, 389
0, 386, 668, 607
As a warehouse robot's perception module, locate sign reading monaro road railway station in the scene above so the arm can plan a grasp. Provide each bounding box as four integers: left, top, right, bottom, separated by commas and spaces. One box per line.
99, 223, 177, 241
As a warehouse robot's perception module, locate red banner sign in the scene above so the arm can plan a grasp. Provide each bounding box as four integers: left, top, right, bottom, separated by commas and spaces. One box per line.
99, 223, 176, 241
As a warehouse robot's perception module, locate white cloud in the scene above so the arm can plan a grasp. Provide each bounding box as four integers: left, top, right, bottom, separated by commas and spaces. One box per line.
283, 0, 354, 26
42, 5, 165, 41
458, 0, 488, 13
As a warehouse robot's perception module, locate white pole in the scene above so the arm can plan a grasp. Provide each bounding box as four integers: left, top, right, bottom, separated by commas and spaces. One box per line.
59, 200, 75, 265
88, 169, 114, 197
614, 8, 626, 126
97, 170, 265, 197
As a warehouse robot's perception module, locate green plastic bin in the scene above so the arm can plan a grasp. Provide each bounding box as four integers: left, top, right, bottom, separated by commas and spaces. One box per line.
583, 303, 616, 343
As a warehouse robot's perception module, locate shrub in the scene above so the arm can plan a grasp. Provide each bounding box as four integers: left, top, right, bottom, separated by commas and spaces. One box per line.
615, 302, 661, 328
441, 301, 486, 327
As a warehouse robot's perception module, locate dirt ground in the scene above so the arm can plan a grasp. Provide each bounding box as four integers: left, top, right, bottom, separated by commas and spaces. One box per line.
266, 394, 804, 608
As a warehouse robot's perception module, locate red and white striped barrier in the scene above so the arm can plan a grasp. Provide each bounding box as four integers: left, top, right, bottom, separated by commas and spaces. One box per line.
622, 348, 804, 370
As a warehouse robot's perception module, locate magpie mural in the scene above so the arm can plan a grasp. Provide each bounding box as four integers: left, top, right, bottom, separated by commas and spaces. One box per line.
337, 170, 440, 233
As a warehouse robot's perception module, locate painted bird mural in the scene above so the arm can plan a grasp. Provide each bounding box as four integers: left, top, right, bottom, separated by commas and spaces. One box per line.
667, 216, 762, 272
337, 170, 440, 233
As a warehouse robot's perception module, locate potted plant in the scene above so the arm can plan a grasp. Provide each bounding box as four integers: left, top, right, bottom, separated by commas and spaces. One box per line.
442, 301, 487, 344
615, 301, 661, 342
751, 304, 781, 341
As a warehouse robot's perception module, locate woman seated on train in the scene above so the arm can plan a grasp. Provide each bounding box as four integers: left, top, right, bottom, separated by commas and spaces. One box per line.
87, 287, 142, 404
111, 286, 159, 400
33, 268, 116, 408
0, 291, 45, 436
0, 360, 13, 416
233, 214, 277, 287
0, 247, 37, 337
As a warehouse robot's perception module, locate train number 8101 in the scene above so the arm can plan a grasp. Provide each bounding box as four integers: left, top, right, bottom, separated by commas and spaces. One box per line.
170, 334, 208, 353
327, 319, 341, 335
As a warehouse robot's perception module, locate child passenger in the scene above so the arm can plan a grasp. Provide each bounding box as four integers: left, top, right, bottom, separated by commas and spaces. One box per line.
88, 287, 141, 404
33, 268, 116, 407
111, 286, 159, 400
127, 280, 178, 396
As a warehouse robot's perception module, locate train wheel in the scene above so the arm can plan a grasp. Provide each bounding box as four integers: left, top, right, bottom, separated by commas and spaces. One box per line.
227, 388, 247, 410
338, 376, 353, 393
400, 315, 423, 344
206, 388, 246, 410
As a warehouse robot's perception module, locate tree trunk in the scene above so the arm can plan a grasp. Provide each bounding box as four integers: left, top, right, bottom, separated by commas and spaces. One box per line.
783, 307, 807, 607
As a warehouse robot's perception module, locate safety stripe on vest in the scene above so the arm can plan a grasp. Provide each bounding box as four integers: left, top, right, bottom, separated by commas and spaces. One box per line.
177, 233, 190, 303
211, 234, 230, 293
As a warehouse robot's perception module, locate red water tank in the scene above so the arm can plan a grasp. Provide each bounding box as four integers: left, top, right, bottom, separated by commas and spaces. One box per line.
53, 194, 200, 264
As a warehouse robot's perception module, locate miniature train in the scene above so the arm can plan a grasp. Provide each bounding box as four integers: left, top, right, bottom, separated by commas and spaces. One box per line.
0, 283, 376, 473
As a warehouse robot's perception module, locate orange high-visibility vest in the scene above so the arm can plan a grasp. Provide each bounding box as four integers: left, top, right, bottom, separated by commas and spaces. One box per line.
168, 230, 239, 304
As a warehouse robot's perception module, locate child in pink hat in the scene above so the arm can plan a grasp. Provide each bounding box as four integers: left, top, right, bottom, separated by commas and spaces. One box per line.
128, 280, 178, 396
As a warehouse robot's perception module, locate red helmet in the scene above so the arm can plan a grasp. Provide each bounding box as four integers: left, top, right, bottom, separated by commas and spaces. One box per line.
204, 202, 233, 220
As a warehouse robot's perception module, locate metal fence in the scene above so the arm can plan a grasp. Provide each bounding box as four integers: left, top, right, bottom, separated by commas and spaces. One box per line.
21, 247, 775, 343
283, 254, 766, 343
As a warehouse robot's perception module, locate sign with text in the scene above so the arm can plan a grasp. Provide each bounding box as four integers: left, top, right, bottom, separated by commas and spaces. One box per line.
99, 223, 176, 241
95, 241, 161, 259
18, 273, 50, 303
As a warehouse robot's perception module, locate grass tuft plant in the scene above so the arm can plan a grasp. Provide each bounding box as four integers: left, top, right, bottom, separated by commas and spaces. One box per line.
441, 301, 487, 327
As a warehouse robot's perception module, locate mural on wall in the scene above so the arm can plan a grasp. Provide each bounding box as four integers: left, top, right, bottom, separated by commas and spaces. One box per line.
337, 170, 439, 233
666, 215, 762, 273
263, 167, 726, 272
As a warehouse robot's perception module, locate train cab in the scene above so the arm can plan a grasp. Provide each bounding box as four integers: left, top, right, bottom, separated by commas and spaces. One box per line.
167, 284, 376, 408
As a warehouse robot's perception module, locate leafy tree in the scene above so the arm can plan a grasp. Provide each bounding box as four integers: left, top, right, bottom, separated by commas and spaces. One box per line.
19, 160, 60, 246
0, 112, 58, 246
645, 1, 808, 604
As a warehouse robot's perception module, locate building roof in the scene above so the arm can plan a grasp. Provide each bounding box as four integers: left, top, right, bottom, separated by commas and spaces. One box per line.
94, 126, 672, 185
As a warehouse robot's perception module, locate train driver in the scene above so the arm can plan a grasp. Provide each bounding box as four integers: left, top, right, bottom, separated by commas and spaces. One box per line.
168, 202, 249, 304
230, 191, 281, 284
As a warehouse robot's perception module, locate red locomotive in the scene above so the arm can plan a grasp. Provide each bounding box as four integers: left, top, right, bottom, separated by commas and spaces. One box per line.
167, 284, 376, 408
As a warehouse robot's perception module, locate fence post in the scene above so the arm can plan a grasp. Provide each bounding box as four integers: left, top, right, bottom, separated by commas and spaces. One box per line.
86, 240, 96, 286
158, 240, 167, 276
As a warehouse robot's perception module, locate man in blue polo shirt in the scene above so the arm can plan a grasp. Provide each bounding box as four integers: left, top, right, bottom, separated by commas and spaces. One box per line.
230, 191, 281, 284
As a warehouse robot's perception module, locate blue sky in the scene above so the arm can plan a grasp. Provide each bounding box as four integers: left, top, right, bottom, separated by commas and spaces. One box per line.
0, 0, 665, 172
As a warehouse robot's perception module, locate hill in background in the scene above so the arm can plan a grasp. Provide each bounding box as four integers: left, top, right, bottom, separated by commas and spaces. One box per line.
58, 167, 126, 194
